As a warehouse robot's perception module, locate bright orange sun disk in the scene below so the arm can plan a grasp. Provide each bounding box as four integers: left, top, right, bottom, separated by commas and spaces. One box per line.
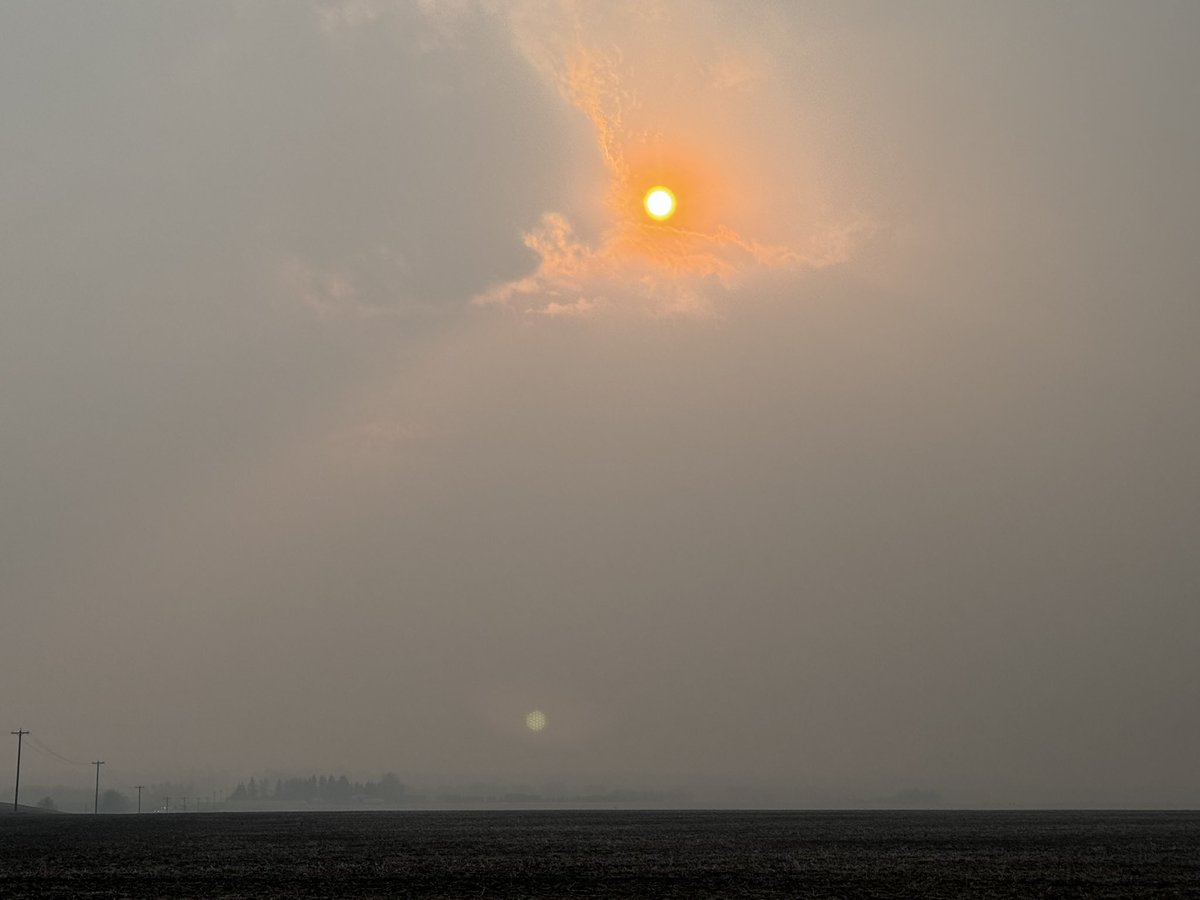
644, 186, 676, 221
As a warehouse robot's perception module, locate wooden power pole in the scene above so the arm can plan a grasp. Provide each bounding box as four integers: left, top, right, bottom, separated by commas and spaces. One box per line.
92, 761, 105, 814
11, 730, 29, 813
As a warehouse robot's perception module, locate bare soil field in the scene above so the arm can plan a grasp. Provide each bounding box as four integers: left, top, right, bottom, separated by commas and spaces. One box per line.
2, 809, 1197, 898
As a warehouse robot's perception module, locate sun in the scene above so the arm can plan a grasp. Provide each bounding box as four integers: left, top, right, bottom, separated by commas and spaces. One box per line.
525, 710, 547, 732
643, 186, 676, 221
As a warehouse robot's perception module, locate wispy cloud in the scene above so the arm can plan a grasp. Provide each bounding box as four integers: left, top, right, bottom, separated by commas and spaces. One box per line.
479, 0, 861, 316
311, 0, 861, 318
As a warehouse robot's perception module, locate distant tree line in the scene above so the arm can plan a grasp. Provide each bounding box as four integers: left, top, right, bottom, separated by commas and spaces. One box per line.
229, 773, 405, 804
99, 789, 131, 813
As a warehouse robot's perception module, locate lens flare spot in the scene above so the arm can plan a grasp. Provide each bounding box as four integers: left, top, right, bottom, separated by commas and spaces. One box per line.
525, 709, 547, 732
643, 186, 676, 221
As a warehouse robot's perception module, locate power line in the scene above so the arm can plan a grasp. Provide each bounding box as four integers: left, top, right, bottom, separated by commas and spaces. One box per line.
27, 733, 88, 767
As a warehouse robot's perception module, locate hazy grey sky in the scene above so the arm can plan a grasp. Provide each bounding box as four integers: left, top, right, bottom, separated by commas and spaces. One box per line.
3, 1, 1198, 806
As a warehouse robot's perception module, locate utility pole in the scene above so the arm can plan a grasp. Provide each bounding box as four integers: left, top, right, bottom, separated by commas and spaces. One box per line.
92, 761, 105, 814
11, 730, 29, 813
181, 797, 188, 813
134, 785, 145, 814
163, 795, 170, 813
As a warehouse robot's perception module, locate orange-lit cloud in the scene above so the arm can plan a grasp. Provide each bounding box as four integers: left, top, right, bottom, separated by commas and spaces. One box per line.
477, 0, 861, 316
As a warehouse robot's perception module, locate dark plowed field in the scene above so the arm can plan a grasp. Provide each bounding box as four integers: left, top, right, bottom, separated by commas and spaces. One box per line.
2, 810, 1198, 898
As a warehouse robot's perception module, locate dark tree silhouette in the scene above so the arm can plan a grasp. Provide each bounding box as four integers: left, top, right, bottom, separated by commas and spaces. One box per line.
98, 789, 131, 813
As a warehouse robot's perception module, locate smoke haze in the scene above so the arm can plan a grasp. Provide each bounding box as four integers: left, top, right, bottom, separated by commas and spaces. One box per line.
2, 1, 1198, 807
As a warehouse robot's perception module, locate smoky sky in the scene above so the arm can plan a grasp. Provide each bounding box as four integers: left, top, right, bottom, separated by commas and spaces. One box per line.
2, 1, 1199, 806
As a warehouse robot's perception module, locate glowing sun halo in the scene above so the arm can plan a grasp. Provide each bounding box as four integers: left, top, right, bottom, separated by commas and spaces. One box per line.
644, 186, 676, 221
525, 709, 547, 732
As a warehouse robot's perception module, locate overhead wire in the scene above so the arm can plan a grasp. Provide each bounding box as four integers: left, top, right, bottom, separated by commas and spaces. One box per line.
26, 733, 90, 768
